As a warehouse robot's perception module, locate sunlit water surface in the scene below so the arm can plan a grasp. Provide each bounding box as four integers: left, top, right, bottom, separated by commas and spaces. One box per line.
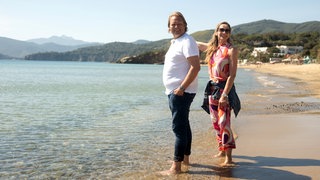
0, 60, 286, 178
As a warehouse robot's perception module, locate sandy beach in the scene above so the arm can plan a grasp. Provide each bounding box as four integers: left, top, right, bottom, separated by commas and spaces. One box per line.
154, 63, 320, 179
243, 63, 320, 98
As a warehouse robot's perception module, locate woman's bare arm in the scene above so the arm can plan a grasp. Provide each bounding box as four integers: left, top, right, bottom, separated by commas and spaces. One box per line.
196, 41, 208, 52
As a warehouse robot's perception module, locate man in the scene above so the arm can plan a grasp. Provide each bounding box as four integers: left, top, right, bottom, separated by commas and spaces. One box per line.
161, 11, 200, 175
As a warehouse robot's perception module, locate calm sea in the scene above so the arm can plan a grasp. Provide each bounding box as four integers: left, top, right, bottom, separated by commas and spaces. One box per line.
0, 60, 276, 179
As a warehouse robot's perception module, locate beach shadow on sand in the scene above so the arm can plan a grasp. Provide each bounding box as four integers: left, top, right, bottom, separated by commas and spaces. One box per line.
188, 155, 320, 179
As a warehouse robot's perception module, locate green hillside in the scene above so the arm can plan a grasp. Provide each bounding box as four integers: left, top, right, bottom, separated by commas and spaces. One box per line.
25, 39, 170, 62
25, 20, 320, 63
232, 20, 320, 34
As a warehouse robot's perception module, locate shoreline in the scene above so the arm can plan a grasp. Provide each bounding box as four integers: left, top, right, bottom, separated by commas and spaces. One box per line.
233, 63, 320, 179
239, 63, 320, 98
154, 63, 320, 179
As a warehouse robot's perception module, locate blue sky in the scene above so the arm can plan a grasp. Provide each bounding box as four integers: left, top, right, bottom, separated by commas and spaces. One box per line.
0, 0, 319, 43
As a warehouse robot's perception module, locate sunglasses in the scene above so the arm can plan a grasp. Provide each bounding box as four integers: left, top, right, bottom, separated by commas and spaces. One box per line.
218, 28, 230, 33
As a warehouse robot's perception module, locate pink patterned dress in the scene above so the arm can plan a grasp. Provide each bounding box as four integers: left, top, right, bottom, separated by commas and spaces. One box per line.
208, 44, 236, 151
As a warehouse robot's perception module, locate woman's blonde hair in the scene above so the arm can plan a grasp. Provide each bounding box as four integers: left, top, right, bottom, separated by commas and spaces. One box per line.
205, 22, 232, 63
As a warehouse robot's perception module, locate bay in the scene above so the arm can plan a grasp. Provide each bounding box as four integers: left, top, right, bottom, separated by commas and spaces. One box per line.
0, 60, 264, 179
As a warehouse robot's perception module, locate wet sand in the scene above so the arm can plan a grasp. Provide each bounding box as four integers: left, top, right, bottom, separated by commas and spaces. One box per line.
154, 63, 320, 179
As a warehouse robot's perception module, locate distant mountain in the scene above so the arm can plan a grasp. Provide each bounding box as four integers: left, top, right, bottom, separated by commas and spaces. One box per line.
131, 39, 151, 44
192, 20, 320, 42
2, 19, 320, 61
25, 19, 320, 63
0, 53, 12, 59
232, 19, 320, 34
0, 36, 100, 59
27, 35, 99, 46
25, 39, 170, 62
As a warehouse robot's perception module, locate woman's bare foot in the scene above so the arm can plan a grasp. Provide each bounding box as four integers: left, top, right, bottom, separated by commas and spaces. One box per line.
214, 151, 225, 158
220, 149, 234, 166
220, 161, 236, 167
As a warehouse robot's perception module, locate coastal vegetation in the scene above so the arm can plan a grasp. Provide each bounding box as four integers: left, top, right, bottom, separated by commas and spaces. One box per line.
232, 31, 320, 63
25, 40, 170, 63
4, 20, 320, 63
24, 31, 320, 64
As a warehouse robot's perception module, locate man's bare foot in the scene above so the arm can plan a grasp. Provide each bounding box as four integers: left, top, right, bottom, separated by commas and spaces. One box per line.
159, 161, 182, 175
214, 151, 225, 158
182, 155, 190, 165
159, 168, 180, 176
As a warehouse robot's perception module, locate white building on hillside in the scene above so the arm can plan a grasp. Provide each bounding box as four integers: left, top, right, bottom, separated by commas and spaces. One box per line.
276, 45, 303, 55
251, 45, 304, 58
251, 47, 268, 57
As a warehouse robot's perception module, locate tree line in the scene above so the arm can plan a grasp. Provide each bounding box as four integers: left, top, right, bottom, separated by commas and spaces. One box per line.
230, 32, 320, 63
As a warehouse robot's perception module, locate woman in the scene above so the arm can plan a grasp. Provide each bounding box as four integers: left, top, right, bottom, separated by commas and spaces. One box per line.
197, 21, 240, 166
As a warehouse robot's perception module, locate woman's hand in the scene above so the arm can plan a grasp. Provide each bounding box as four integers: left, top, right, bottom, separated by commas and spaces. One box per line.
218, 96, 228, 108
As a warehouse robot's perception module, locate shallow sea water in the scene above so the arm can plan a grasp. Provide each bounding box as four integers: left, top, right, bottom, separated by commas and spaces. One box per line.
0, 60, 288, 179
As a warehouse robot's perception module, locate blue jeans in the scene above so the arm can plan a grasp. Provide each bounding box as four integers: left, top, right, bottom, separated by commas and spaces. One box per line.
168, 92, 196, 162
